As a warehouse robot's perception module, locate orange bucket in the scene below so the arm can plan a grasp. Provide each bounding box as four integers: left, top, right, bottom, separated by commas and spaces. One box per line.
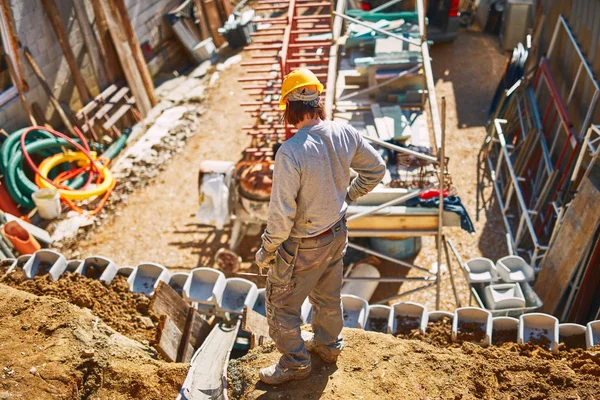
2, 221, 41, 255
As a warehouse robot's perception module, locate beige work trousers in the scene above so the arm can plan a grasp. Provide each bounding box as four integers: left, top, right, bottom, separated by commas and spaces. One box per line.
265, 218, 347, 369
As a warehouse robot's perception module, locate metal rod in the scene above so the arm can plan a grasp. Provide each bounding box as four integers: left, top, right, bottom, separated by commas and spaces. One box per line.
338, 63, 422, 101
348, 229, 438, 237
347, 241, 434, 274
443, 235, 461, 308
436, 97, 446, 309
343, 276, 436, 282
332, 11, 421, 46
362, 135, 439, 164
347, 186, 433, 222
369, 0, 404, 13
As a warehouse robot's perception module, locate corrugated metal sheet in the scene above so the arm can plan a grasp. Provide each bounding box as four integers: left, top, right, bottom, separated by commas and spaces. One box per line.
538, 0, 600, 138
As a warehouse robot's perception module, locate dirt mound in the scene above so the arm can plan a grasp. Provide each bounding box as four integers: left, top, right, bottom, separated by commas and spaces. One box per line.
228, 328, 600, 399
0, 284, 187, 399
0, 268, 156, 344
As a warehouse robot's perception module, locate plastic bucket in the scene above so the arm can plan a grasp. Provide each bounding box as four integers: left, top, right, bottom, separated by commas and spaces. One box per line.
2, 221, 41, 255
368, 236, 422, 259
32, 189, 61, 219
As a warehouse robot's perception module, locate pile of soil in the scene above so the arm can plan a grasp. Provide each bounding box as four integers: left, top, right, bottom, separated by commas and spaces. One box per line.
493, 328, 518, 346
0, 267, 156, 345
228, 328, 600, 399
456, 321, 486, 343
0, 284, 187, 399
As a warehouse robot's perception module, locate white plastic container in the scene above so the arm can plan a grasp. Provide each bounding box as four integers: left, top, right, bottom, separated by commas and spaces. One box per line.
365, 305, 392, 333
341, 262, 380, 301
5, 254, 32, 275
492, 316, 519, 345
22, 250, 67, 281
127, 262, 170, 296
168, 272, 189, 296
183, 267, 226, 311
220, 277, 258, 314
32, 189, 61, 220
193, 38, 216, 62
496, 256, 535, 282
484, 283, 526, 310
464, 257, 497, 283
559, 323, 586, 349
428, 310, 454, 322
390, 301, 428, 335
254, 288, 267, 317
75, 256, 118, 284
518, 313, 559, 353
585, 320, 600, 349
452, 307, 493, 346
116, 266, 135, 277
341, 294, 369, 329
66, 259, 81, 273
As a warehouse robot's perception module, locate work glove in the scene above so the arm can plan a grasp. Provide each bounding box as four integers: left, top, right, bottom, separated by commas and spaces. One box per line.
255, 246, 276, 271
345, 192, 353, 204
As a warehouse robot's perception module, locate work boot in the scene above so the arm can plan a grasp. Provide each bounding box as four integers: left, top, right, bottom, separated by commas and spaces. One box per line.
259, 363, 311, 385
304, 337, 341, 364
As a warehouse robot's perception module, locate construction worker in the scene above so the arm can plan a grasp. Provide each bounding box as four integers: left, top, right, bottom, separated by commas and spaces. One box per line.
255, 68, 386, 385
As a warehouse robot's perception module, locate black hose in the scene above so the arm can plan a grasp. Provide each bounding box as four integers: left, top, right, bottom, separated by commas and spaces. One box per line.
487, 43, 528, 123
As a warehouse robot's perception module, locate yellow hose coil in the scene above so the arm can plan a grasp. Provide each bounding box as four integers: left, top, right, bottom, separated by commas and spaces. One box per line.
35, 152, 114, 200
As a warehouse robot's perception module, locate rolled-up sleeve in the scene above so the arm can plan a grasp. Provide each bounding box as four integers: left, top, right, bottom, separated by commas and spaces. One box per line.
261, 153, 300, 253
347, 133, 386, 201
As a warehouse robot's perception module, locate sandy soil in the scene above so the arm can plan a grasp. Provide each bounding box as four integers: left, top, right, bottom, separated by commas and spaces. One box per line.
0, 284, 187, 399
228, 328, 600, 399
0, 267, 157, 345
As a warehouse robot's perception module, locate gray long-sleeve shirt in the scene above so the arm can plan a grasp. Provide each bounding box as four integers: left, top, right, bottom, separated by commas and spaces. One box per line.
261, 120, 386, 253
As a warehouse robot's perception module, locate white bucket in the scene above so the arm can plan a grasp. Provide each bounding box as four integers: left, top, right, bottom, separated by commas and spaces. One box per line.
32, 189, 61, 219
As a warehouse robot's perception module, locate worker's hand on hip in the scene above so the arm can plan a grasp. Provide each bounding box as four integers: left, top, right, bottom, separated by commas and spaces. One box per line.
255, 246, 276, 270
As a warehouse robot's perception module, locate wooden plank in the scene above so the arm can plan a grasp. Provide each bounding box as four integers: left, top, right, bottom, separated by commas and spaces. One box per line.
193, 0, 210, 40
178, 309, 214, 362
177, 320, 241, 400
102, 98, 135, 130
156, 315, 182, 362
150, 281, 190, 332
535, 170, 600, 314
95, 87, 129, 119
241, 306, 270, 340
76, 84, 119, 119
73, 0, 108, 89
41, 0, 91, 104
100, 0, 152, 116
371, 104, 393, 140
110, 0, 157, 106
89, 0, 123, 83
202, 0, 226, 47
23, 47, 76, 135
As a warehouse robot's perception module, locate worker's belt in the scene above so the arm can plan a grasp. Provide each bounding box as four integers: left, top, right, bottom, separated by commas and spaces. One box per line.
310, 217, 346, 239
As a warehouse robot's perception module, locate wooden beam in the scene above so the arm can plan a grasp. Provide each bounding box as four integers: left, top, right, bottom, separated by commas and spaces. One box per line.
156, 315, 182, 362
4, 53, 35, 126
41, 0, 92, 104
193, 0, 210, 40
73, 0, 108, 89
109, 0, 157, 106
150, 281, 190, 331
241, 306, 270, 340
23, 47, 76, 136
89, 0, 122, 83
99, 0, 152, 116
202, 0, 226, 47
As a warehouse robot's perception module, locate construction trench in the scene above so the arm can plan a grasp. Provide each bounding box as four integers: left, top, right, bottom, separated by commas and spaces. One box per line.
0, 0, 600, 399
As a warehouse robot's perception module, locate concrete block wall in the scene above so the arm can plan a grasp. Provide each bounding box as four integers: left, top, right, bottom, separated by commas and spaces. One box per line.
0, 0, 185, 133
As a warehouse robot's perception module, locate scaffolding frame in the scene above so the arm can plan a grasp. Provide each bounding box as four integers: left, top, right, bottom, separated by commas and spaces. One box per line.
330, 0, 453, 309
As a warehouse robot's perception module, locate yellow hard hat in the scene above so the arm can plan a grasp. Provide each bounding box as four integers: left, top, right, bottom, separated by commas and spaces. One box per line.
279, 68, 324, 110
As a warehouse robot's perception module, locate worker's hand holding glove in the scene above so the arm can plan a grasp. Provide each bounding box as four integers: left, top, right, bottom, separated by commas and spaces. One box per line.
255, 246, 276, 271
